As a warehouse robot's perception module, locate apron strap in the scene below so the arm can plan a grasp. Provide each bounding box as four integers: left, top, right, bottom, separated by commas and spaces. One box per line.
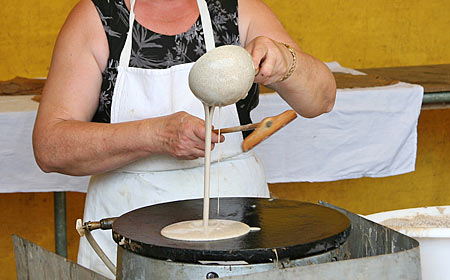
119, 0, 137, 67
119, 0, 216, 67
196, 0, 215, 52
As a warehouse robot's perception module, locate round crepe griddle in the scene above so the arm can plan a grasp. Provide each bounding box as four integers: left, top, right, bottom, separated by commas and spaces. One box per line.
112, 198, 351, 264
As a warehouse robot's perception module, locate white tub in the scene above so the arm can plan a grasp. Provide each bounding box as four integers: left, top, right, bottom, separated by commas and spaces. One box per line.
365, 206, 450, 280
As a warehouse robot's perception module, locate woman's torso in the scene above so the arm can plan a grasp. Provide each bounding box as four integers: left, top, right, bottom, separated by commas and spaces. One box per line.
90, 0, 259, 134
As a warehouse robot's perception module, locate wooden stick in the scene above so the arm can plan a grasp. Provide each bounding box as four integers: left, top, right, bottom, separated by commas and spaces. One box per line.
213, 122, 259, 134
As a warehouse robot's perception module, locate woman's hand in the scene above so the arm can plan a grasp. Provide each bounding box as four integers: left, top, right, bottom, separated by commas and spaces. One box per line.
246, 36, 293, 86
153, 112, 225, 160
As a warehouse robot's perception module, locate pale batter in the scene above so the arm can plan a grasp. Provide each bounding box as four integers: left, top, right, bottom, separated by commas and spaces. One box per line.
161, 219, 251, 241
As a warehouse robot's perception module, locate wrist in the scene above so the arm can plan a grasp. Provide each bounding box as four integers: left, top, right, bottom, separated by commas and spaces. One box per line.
138, 118, 164, 155
279, 42, 297, 82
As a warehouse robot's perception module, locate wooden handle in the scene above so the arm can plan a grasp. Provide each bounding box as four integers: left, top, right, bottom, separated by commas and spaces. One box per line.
242, 110, 297, 152
213, 123, 259, 134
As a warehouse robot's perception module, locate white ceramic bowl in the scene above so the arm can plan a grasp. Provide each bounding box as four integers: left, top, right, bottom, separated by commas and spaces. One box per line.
365, 206, 450, 280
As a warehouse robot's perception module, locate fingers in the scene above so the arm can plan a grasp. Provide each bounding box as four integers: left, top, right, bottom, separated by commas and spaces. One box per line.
245, 36, 289, 85
192, 122, 225, 145
162, 112, 226, 160
209, 131, 226, 144
216, 133, 225, 143
255, 51, 279, 85
247, 42, 267, 75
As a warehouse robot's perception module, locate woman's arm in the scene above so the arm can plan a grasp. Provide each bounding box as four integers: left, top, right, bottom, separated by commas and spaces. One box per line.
33, 0, 218, 176
238, 0, 336, 118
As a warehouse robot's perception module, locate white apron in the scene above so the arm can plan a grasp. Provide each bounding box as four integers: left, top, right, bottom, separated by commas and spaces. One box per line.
77, 0, 269, 278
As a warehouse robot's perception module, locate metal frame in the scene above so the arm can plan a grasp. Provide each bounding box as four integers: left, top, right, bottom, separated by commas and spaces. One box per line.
54, 192, 67, 258
422, 91, 450, 104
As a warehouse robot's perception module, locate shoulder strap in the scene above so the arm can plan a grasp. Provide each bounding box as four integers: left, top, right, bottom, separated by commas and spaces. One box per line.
119, 0, 137, 67
196, 0, 215, 52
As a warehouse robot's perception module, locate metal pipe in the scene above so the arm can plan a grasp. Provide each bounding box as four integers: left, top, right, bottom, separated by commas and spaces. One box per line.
75, 217, 118, 276
54, 191, 67, 258
85, 230, 116, 275
84, 218, 117, 231
422, 92, 450, 104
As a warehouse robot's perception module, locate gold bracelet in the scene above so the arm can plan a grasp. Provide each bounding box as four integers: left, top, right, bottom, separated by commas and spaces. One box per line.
280, 43, 297, 82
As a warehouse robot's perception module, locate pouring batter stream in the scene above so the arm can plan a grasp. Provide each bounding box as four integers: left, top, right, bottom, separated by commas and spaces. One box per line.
161, 103, 251, 241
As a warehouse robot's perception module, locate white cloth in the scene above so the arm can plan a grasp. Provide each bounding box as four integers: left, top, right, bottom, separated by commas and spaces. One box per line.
77, 0, 268, 278
0, 63, 424, 192
251, 62, 424, 182
0, 96, 90, 193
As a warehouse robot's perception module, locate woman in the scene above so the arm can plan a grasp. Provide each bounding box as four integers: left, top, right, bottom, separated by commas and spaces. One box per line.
33, 0, 336, 277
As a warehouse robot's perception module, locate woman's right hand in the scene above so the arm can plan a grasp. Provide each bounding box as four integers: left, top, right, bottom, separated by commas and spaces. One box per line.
151, 112, 225, 160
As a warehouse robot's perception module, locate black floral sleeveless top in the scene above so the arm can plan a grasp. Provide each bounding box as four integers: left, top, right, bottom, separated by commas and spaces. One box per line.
91, 0, 259, 136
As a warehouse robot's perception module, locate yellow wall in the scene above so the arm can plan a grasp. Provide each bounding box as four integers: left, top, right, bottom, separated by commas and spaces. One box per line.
1, 0, 449, 80
1, 0, 450, 279
265, 0, 450, 68
0, 0, 78, 80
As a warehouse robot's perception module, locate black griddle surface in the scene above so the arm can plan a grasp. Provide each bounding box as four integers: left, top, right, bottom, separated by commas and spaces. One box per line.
112, 198, 350, 263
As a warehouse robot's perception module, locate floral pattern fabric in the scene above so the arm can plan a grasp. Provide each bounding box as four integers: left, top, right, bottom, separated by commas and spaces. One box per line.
91, 0, 258, 129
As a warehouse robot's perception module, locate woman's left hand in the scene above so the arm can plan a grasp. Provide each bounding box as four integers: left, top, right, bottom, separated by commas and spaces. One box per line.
245, 36, 293, 86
